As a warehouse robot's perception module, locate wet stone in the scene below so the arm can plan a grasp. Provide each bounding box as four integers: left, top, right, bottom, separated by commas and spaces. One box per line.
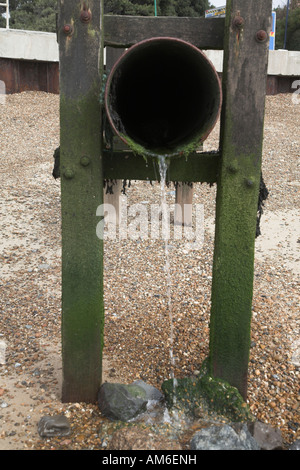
190, 424, 260, 451
248, 421, 283, 450
37, 415, 71, 438
98, 383, 148, 421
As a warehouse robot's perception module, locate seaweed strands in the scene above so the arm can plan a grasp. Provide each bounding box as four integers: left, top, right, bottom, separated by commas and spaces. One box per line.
256, 173, 269, 238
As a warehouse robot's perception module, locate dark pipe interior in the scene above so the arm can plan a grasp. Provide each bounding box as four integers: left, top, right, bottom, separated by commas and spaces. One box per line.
106, 39, 221, 153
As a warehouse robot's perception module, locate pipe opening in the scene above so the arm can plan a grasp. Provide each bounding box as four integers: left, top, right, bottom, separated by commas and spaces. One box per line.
105, 38, 222, 158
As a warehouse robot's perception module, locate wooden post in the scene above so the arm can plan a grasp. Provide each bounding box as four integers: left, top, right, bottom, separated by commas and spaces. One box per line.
58, 0, 105, 403
174, 183, 193, 226
209, 0, 272, 399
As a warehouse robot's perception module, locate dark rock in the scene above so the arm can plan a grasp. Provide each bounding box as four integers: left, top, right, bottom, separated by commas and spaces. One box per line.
190, 424, 260, 451
248, 421, 283, 450
98, 382, 148, 421
289, 439, 300, 450
37, 415, 71, 438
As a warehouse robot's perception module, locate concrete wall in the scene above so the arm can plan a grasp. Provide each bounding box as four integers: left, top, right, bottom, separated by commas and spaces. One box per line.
0, 29, 59, 62
204, 49, 300, 77
0, 29, 59, 93
204, 49, 300, 95
268, 50, 300, 76
0, 28, 300, 95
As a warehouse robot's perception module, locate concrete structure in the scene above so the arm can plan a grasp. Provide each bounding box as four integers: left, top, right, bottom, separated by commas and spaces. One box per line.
0, 29, 59, 93
268, 49, 300, 76
204, 48, 300, 76
205, 48, 300, 95
0, 29, 59, 61
0, 28, 300, 95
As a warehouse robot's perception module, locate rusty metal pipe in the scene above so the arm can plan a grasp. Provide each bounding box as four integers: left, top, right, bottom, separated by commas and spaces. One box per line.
105, 37, 222, 158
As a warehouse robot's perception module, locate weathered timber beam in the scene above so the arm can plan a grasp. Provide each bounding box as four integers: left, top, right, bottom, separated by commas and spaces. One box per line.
104, 15, 225, 49
58, 0, 105, 404
209, 0, 273, 400
103, 151, 220, 183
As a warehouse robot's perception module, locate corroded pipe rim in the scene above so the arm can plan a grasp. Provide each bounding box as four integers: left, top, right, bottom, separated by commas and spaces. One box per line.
105, 36, 222, 159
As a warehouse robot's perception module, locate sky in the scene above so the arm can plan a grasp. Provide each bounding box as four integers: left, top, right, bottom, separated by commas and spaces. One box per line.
210, 1, 287, 8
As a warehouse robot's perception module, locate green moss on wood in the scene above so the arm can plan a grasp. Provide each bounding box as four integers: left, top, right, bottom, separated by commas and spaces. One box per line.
209, 105, 263, 399
60, 84, 104, 403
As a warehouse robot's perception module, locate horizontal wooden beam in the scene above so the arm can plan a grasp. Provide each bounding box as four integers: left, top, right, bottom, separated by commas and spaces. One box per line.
104, 15, 225, 50
103, 150, 220, 183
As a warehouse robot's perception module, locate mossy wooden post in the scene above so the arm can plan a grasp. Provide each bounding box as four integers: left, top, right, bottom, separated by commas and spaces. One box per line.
58, 0, 105, 403
209, 0, 272, 399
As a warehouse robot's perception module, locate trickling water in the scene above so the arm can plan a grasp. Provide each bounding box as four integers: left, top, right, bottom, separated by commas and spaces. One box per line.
158, 156, 178, 415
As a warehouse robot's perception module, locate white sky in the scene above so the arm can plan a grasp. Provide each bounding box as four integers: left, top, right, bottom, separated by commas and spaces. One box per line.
210, 1, 287, 8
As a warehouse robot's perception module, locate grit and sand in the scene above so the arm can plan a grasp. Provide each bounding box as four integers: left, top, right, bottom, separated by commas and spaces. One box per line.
0, 92, 299, 450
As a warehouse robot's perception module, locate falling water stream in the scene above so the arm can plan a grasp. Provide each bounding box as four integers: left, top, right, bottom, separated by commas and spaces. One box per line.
158, 156, 178, 417
130, 157, 224, 440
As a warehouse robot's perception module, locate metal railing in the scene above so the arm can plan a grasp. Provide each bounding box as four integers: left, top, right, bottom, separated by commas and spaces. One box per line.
0, 0, 9, 29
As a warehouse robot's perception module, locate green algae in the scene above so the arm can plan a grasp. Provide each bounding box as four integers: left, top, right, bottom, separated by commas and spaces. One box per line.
161, 361, 254, 423
118, 132, 203, 162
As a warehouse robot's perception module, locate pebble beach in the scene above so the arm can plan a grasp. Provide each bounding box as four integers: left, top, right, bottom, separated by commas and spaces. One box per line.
0, 91, 299, 450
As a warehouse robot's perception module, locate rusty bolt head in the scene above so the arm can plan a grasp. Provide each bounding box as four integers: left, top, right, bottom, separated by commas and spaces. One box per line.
80, 156, 90, 167
233, 16, 244, 29
245, 178, 255, 188
63, 24, 73, 35
256, 30, 268, 43
80, 9, 92, 24
64, 169, 75, 180
227, 163, 238, 174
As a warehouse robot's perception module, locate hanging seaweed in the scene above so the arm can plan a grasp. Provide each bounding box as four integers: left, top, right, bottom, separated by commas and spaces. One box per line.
52, 147, 60, 179
256, 173, 269, 238
104, 179, 117, 195
121, 180, 132, 195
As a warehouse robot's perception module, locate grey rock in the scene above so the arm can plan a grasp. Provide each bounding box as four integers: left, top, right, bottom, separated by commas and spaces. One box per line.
248, 421, 283, 450
37, 415, 71, 438
190, 424, 260, 451
98, 382, 148, 421
289, 439, 300, 450
132, 380, 164, 402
